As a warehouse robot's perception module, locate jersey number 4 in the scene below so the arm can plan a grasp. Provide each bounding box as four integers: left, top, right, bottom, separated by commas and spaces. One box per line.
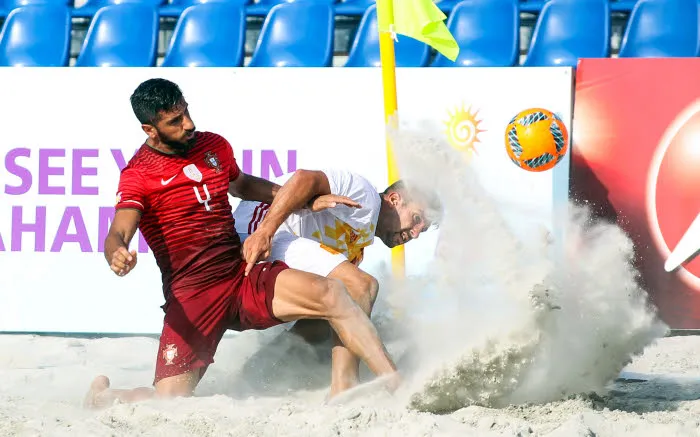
193, 184, 212, 211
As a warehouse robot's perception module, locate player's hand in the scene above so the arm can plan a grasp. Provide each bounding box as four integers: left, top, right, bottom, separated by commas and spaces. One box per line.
309, 194, 361, 213
109, 247, 137, 277
242, 231, 272, 276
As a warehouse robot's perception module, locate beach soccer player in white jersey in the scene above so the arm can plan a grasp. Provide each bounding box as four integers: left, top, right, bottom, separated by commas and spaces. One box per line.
234, 168, 442, 398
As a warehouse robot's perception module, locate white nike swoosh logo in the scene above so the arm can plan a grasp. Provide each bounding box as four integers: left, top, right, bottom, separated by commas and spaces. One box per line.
665, 212, 700, 272
161, 175, 177, 185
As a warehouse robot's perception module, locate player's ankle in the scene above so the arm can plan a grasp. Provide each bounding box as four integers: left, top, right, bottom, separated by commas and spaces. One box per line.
330, 378, 358, 394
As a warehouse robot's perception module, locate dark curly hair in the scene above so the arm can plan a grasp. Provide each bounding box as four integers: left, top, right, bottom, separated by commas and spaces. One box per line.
130, 78, 186, 125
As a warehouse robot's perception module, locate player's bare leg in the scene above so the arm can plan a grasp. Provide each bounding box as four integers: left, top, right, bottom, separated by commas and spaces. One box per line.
83, 376, 155, 409
290, 262, 379, 397
271, 268, 399, 392
327, 263, 379, 396
83, 370, 201, 410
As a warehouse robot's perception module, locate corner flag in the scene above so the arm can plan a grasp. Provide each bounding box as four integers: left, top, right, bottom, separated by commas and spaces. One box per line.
378, 0, 459, 62
375, 0, 458, 278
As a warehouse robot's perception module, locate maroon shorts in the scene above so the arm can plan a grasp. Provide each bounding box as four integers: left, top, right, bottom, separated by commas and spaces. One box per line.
153, 260, 288, 385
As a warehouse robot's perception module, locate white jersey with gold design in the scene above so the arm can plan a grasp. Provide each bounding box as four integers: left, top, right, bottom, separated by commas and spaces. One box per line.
234, 168, 381, 266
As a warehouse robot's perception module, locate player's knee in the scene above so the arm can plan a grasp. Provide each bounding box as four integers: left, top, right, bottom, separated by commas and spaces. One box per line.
316, 277, 352, 317
349, 271, 379, 308
363, 273, 379, 306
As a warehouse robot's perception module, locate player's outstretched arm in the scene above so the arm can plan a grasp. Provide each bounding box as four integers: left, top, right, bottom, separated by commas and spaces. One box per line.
104, 209, 141, 277
228, 172, 282, 204
241, 170, 360, 274
240, 170, 331, 274
255, 169, 331, 234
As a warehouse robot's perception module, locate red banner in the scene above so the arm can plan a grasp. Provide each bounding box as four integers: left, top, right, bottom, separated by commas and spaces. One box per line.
571, 58, 700, 329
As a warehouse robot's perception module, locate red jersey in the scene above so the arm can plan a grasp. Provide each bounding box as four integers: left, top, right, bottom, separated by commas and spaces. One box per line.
115, 131, 242, 299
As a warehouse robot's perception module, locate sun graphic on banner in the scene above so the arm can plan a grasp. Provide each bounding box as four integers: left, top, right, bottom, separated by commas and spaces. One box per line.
443, 104, 486, 160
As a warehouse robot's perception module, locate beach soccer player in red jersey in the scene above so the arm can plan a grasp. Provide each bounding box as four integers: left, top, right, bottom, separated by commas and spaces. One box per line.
83, 78, 400, 408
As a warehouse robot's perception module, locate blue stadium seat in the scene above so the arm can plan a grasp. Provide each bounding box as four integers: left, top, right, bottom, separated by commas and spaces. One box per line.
610, 0, 636, 12
0, 0, 70, 17
434, 0, 460, 13
431, 0, 519, 67
618, 0, 699, 57
73, 0, 166, 18
519, 0, 634, 13
248, 2, 334, 67
75, 4, 159, 66
523, 0, 610, 67
0, 5, 71, 66
345, 4, 430, 67
159, 0, 250, 18
520, 0, 637, 13
334, 0, 373, 15
246, 0, 335, 17
520, 0, 547, 13
161, 3, 246, 66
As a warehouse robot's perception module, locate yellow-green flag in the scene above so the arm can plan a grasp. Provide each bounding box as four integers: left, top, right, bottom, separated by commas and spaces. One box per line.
377, 0, 459, 62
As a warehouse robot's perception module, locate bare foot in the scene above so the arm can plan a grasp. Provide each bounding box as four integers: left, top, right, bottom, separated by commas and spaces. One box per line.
384, 371, 403, 394
325, 372, 402, 406
83, 375, 115, 410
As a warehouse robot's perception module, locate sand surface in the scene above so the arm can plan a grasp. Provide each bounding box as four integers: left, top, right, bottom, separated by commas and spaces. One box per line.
1, 332, 700, 437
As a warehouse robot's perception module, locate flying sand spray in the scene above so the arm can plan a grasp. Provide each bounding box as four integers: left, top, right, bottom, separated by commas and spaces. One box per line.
370, 123, 669, 413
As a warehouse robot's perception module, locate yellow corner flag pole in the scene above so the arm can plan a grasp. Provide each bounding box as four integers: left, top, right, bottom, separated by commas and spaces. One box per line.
376, 0, 459, 279
376, 0, 405, 278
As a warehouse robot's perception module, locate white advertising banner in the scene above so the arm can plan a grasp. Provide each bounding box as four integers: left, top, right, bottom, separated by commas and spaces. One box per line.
0, 67, 573, 334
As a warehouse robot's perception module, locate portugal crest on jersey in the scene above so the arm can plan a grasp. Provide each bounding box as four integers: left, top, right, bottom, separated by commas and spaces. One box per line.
204, 151, 222, 173
162, 344, 178, 366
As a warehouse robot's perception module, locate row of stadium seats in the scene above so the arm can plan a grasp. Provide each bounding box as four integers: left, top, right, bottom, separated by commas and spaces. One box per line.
0, 0, 645, 18
0, 0, 698, 67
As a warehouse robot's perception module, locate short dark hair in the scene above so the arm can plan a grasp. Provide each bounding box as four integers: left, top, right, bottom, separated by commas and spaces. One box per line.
383, 179, 443, 227
130, 78, 185, 125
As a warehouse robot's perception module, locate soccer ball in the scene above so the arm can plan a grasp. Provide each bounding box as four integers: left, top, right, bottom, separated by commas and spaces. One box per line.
504, 108, 569, 172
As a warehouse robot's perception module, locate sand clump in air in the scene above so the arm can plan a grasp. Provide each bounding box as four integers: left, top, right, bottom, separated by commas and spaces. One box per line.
0, 123, 684, 437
